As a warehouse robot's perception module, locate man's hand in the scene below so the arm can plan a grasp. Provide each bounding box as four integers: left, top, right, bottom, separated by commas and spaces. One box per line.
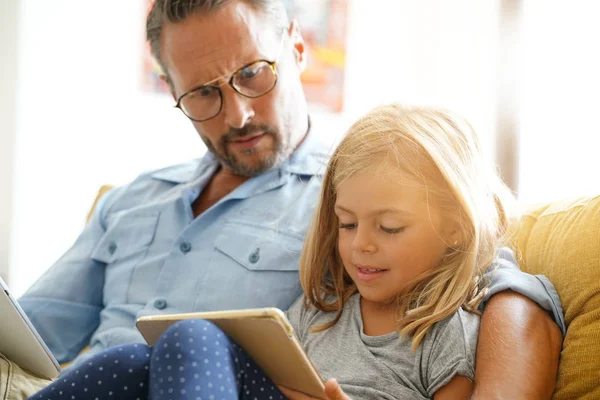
472, 291, 562, 400
279, 378, 351, 400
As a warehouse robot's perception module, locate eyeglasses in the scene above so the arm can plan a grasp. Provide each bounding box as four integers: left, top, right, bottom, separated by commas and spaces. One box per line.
174, 38, 284, 122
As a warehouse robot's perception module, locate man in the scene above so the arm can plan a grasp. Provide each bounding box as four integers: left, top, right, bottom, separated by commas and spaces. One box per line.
2, 0, 563, 399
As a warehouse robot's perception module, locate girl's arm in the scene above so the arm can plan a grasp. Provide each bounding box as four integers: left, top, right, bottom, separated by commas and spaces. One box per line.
433, 376, 474, 400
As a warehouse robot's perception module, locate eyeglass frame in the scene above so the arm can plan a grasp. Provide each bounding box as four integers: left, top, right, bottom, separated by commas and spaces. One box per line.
173, 36, 285, 123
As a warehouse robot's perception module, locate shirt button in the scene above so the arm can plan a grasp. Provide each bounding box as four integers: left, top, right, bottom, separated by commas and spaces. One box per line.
179, 242, 192, 254
249, 248, 260, 264
153, 299, 167, 310
108, 242, 117, 255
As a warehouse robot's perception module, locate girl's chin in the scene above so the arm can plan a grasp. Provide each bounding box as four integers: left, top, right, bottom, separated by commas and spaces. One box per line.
356, 288, 399, 309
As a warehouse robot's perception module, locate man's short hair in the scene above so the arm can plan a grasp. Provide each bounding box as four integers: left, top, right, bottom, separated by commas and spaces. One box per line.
146, 0, 289, 80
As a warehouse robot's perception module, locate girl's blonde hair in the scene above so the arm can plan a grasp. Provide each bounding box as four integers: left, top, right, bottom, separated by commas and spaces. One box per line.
300, 104, 516, 350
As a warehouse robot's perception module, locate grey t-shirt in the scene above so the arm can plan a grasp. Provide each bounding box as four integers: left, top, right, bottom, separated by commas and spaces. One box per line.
286, 294, 479, 400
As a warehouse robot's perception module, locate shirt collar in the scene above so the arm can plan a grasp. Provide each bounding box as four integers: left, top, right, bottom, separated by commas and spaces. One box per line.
150, 158, 208, 184
150, 117, 332, 184
280, 121, 332, 177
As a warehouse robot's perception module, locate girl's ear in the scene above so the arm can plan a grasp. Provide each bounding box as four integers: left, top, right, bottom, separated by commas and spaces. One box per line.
445, 225, 462, 249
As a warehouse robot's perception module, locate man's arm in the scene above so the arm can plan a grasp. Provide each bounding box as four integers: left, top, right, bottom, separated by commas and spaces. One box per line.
472, 291, 562, 400
18, 188, 118, 364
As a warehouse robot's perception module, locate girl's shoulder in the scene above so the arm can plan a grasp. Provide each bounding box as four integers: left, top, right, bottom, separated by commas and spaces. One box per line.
286, 293, 356, 340
422, 308, 480, 358
436, 307, 480, 329
428, 308, 480, 339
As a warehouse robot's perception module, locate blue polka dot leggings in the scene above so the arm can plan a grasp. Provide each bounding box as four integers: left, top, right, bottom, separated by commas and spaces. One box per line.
30, 319, 287, 400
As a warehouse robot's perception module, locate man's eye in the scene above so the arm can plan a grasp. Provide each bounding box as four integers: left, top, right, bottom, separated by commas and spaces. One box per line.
186, 86, 217, 99
238, 66, 261, 80
381, 226, 405, 234
197, 86, 218, 97
339, 223, 357, 230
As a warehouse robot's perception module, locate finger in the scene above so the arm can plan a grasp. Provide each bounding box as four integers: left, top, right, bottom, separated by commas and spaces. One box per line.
324, 378, 350, 400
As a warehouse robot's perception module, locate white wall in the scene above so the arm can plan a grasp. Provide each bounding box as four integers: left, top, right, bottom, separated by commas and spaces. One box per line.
0, 0, 20, 283
519, 1, 600, 203
344, 0, 500, 157
10, 0, 203, 295
9, 0, 501, 295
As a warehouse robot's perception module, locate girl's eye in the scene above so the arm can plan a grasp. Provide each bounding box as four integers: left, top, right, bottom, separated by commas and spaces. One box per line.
381, 226, 405, 234
339, 223, 357, 230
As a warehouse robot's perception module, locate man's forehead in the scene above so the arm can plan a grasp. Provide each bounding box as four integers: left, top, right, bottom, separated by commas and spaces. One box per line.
161, 3, 279, 92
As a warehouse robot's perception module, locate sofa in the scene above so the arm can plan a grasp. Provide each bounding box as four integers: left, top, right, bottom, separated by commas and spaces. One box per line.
510, 195, 600, 399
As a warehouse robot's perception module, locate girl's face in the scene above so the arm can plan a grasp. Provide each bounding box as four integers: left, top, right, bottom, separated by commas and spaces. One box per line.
335, 164, 452, 308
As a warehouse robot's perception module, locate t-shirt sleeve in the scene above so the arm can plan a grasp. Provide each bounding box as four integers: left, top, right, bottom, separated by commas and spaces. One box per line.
423, 309, 480, 396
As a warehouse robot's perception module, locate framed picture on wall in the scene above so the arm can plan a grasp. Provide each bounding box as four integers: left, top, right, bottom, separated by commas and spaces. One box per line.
141, 0, 349, 112
282, 0, 349, 112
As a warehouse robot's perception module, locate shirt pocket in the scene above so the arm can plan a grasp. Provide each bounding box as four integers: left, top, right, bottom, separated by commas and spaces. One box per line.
214, 222, 303, 272
91, 211, 160, 304
200, 221, 304, 311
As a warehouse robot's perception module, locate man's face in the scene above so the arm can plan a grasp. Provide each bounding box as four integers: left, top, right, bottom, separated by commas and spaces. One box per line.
161, 1, 308, 177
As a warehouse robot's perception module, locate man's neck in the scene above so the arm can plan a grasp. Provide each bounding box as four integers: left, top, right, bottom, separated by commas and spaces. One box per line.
192, 116, 311, 218
192, 166, 250, 217
293, 115, 311, 153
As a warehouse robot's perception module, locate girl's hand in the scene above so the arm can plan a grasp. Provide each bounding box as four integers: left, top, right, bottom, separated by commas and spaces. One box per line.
278, 378, 351, 400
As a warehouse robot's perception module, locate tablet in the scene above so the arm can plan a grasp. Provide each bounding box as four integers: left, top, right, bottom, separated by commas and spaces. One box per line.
0, 277, 61, 380
136, 308, 326, 399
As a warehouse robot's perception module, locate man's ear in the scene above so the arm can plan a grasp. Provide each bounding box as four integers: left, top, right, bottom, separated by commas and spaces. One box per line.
160, 74, 177, 102
287, 19, 306, 72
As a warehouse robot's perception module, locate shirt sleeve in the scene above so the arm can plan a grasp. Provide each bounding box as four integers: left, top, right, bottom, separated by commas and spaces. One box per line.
479, 247, 566, 336
424, 310, 480, 396
18, 188, 118, 364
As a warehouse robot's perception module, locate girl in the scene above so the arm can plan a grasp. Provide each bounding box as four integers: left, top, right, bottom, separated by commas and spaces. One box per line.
30, 104, 514, 400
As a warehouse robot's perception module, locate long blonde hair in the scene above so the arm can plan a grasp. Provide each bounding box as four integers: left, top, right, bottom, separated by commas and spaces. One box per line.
300, 104, 516, 350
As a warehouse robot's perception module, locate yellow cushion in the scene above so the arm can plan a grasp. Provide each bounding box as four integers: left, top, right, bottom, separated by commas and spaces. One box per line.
511, 195, 600, 400
86, 185, 114, 223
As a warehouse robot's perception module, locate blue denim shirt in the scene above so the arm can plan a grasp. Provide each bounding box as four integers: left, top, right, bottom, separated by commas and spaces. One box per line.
19, 129, 565, 365
20, 132, 330, 364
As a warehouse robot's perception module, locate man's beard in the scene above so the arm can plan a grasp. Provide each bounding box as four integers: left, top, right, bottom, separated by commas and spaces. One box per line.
202, 123, 293, 177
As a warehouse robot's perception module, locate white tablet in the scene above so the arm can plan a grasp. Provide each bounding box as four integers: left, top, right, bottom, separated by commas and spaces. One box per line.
0, 277, 61, 380
137, 308, 326, 399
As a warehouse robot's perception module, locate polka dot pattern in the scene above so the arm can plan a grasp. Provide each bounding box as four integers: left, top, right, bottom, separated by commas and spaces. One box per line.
150, 319, 286, 400
29, 344, 150, 399
28, 320, 286, 399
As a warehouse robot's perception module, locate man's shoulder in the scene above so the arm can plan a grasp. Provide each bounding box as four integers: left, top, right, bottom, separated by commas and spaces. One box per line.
101, 157, 206, 214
